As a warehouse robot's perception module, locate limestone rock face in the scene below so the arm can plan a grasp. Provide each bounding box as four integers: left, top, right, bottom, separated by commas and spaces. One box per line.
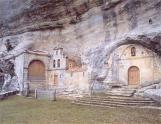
0, 0, 103, 37
144, 89, 161, 103
0, 0, 161, 85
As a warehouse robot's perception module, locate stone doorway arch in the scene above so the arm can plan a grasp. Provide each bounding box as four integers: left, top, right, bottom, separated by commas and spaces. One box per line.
128, 66, 140, 85
28, 60, 46, 81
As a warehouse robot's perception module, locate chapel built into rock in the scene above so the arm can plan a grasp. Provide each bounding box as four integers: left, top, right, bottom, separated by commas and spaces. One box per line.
0, 0, 161, 104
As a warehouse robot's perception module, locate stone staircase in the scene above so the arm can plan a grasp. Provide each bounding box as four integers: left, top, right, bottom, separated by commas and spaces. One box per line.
105, 87, 137, 97
73, 87, 160, 108
73, 95, 159, 108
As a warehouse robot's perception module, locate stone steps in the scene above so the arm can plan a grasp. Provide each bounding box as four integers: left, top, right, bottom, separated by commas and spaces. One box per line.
105, 88, 137, 97
87, 96, 151, 101
105, 92, 134, 97
74, 100, 156, 107
77, 97, 155, 103
73, 95, 159, 108
73, 102, 156, 108
76, 99, 155, 105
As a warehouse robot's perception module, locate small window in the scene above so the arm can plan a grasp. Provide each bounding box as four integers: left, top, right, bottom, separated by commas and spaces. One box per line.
149, 18, 153, 24
57, 59, 60, 67
131, 47, 136, 56
83, 72, 85, 77
53, 60, 56, 68
71, 72, 73, 77
56, 50, 58, 55
69, 64, 72, 68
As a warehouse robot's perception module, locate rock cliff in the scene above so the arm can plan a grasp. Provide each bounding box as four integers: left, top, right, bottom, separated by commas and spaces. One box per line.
0, 0, 161, 84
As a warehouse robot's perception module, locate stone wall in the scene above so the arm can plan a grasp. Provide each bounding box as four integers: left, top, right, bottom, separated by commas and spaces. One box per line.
23, 52, 50, 91
48, 70, 89, 92
0, 0, 161, 90
65, 71, 89, 92
107, 44, 159, 86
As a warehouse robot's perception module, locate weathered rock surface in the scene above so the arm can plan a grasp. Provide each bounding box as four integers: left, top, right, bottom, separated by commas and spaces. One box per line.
0, 0, 103, 38
144, 89, 161, 103
0, 0, 161, 85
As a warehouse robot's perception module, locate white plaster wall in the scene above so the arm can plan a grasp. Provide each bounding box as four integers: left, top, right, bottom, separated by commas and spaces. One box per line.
153, 56, 161, 81
65, 71, 89, 92
48, 70, 66, 89
50, 49, 67, 70
108, 44, 159, 85
118, 57, 154, 85
15, 53, 25, 91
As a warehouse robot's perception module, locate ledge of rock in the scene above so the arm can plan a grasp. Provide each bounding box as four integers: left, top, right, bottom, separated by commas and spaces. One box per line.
144, 89, 161, 103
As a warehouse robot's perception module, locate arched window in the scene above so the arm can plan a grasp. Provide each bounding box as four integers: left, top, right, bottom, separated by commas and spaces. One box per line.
53, 60, 56, 68
69, 63, 72, 68
131, 47, 136, 56
56, 50, 58, 55
57, 59, 60, 68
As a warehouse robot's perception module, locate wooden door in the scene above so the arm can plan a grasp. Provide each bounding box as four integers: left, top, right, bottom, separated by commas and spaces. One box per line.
28, 60, 45, 81
128, 66, 140, 85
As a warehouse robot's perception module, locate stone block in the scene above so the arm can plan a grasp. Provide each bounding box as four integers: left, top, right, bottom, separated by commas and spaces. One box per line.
144, 89, 161, 103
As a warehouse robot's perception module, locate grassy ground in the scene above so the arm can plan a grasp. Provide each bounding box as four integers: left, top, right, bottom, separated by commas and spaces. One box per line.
0, 96, 161, 124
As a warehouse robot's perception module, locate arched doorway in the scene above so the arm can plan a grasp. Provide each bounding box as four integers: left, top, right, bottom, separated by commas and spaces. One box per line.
28, 60, 46, 81
128, 66, 140, 85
